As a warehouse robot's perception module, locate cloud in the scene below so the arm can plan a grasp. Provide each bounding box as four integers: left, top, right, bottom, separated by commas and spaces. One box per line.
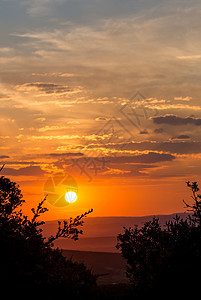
100, 163, 159, 177
108, 152, 175, 164
154, 128, 164, 134
0, 47, 13, 54
0, 161, 38, 166
63, 152, 175, 169
174, 96, 192, 101
102, 168, 131, 175
15, 82, 76, 95
0, 92, 10, 100
177, 55, 201, 60
25, 0, 65, 16
30, 133, 113, 141
152, 115, 201, 126
7, 1, 201, 102
2, 0, 201, 185
38, 125, 69, 132
67, 153, 174, 179
31, 134, 81, 140
95, 116, 111, 121
0, 156, 10, 159
101, 141, 201, 155
67, 121, 80, 125
32, 72, 75, 78
42, 152, 84, 158
1, 166, 45, 176
171, 135, 191, 140
139, 129, 148, 134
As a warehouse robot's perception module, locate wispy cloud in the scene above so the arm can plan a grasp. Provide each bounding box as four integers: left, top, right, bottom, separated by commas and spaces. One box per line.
4, 2, 201, 101
15, 82, 82, 96
25, 0, 65, 16
177, 55, 201, 60
1, 0, 201, 186
174, 96, 192, 101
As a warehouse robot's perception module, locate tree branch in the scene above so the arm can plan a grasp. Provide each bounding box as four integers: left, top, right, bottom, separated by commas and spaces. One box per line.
0, 164, 5, 172
46, 209, 93, 245
30, 196, 48, 226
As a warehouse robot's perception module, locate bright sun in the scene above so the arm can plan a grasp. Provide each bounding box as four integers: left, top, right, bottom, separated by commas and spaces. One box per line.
65, 191, 77, 203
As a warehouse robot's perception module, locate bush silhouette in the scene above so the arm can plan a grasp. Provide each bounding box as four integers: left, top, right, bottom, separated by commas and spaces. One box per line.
0, 171, 96, 298
116, 181, 201, 297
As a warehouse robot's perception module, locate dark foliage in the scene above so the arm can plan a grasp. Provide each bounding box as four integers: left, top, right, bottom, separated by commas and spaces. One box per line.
117, 181, 201, 297
0, 171, 96, 298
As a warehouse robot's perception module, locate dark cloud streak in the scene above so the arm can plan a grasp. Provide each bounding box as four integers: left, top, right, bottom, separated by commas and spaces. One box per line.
97, 141, 201, 154
24, 82, 74, 94
152, 115, 201, 126
42, 152, 84, 158
1, 166, 45, 176
108, 152, 175, 164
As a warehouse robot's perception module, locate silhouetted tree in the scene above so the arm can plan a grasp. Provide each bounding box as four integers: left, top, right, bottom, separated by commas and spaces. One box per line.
116, 181, 201, 297
0, 170, 96, 298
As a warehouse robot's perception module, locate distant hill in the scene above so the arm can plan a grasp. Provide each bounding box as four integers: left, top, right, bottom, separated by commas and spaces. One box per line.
42, 213, 190, 253
62, 249, 128, 285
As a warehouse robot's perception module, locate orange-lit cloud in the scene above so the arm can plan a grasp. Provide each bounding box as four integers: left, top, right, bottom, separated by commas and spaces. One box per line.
1, 0, 201, 218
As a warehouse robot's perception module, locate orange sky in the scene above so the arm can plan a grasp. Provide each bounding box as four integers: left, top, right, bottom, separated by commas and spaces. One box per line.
1, 0, 201, 220
7, 173, 198, 221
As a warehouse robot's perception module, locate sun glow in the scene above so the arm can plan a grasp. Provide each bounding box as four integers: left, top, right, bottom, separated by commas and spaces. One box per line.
65, 191, 77, 203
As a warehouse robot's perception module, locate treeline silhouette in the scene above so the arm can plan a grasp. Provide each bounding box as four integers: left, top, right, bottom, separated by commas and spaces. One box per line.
0, 170, 96, 298
1, 167, 201, 299
117, 181, 201, 298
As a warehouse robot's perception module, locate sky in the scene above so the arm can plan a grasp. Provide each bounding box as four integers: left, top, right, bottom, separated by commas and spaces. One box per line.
1, 0, 201, 220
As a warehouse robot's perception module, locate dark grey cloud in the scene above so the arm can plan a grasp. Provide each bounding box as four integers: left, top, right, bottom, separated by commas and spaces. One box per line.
154, 128, 164, 134
108, 152, 175, 164
149, 141, 200, 154
25, 83, 73, 94
0, 161, 37, 165
99, 141, 201, 154
1, 166, 45, 176
0, 156, 9, 159
152, 115, 201, 126
65, 153, 175, 179
172, 135, 191, 140
43, 152, 84, 158
139, 129, 148, 134
69, 152, 175, 167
